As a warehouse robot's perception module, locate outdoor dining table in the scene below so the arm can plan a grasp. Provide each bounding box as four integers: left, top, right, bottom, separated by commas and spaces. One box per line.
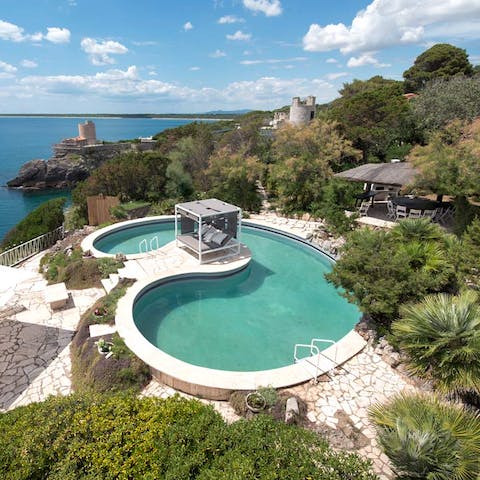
391, 196, 440, 211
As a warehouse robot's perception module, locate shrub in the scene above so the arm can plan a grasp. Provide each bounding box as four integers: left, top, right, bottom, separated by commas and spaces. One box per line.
393, 291, 480, 394
0, 394, 377, 479
70, 280, 150, 394
40, 248, 122, 289
370, 393, 480, 480
326, 219, 457, 326
1, 197, 66, 250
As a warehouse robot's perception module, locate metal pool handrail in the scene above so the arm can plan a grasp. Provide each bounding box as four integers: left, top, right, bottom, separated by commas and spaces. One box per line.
294, 338, 338, 382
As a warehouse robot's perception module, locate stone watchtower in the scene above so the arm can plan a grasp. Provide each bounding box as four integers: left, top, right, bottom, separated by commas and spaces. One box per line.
78, 120, 97, 145
289, 96, 316, 126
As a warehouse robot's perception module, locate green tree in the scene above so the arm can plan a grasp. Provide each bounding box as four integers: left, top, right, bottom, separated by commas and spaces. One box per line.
369, 393, 480, 480
393, 291, 480, 394
326, 76, 416, 161
412, 74, 480, 130
325, 219, 456, 325
270, 119, 360, 213
403, 43, 474, 93
72, 151, 170, 216
1, 197, 66, 250
206, 149, 263, 211
409, 119, 480, 233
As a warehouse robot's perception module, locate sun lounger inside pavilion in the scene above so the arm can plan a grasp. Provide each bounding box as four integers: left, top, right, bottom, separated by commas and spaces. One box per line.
175, 199, 242, 264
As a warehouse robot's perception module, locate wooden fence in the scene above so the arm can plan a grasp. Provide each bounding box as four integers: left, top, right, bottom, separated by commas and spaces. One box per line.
0, 225, 65, 267
87, 195, 120, 226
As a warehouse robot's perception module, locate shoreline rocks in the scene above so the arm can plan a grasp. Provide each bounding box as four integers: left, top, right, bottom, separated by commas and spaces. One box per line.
7, 142, 155, 190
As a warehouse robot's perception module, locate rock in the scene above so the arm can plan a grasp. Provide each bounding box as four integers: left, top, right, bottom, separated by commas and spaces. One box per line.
7, 159, 46, 188
285, 397, 299, 424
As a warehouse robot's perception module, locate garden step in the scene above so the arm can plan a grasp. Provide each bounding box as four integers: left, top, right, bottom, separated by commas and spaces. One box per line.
101, 278, 114, 294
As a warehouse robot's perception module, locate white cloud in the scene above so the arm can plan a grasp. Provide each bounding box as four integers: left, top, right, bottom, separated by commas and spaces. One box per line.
347, 53, 390, 68
303, 0, 480, 54
210, 49, 227, 58
45, 27, 71, 44
243, 0, 282, 17
21, 59, 38, 68
0, 60, 17, 73
218, 15, 244, 24
326, 72, 348, 80
81, 38, 128, 65
15, 66, 338, 110
326, 58, 338, 64
240, 56, 307, 65
0, 19, 25, 41
226, 30, 251, 41
132, 40, 158, 46
189, 66, 200, 71
183, 21, 193, 31
0, 19, 70, 44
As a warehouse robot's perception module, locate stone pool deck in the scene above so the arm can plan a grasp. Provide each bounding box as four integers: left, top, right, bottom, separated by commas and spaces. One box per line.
0, 217, 420, 479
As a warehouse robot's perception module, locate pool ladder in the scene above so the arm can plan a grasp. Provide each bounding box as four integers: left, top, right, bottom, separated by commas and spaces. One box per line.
139, 236, 159, 254
293, 338, 338, 383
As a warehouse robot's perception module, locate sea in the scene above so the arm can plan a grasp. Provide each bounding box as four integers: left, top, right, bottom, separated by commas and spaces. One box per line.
0, 116, 213, 242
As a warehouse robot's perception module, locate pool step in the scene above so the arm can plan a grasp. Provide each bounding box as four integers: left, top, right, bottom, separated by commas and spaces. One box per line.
101, 273, 120, 294
117, 260, 148, 280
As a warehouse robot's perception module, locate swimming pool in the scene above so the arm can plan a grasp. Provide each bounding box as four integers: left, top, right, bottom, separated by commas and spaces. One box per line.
132, 226, 361, 372
92, 217, 175, 255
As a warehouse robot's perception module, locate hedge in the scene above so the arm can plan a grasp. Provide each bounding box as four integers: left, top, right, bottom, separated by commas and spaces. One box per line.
0, 394, 377, 480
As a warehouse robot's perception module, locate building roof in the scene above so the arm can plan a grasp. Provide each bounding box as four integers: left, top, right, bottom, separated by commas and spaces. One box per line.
334, 162, 417, 187
176, 198, 240, 217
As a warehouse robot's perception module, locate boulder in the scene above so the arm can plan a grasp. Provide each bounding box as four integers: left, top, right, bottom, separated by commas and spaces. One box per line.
7, 159, 46, 188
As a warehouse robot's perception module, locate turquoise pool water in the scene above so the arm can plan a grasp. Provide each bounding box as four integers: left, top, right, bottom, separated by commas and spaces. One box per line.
133, 226, 361, 372
93, 220, 174, 254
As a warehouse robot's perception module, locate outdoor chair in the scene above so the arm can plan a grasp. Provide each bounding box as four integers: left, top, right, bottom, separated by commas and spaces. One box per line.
408, 208, 423, 219
386, 200, 396, 220
437, 206, 455, 225
395, 205, 408, 220
358, 202, 370, 217
422, 209, 437, 220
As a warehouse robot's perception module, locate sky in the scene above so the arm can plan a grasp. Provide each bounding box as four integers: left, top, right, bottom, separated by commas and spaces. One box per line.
0, 0, 479, 113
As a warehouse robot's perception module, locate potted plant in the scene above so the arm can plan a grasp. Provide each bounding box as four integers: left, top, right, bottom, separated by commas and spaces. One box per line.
96, 338, 113, 355
245, 391, 266, 413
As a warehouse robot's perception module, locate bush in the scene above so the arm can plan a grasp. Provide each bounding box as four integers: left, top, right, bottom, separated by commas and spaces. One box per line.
40, 248, 122, 289
70, 280, 150, 394
370, 393, 480, 479
1, 197, 66, 250
0, 394, 377, 479
326, 219, 457, 326
393, 291, 480, 394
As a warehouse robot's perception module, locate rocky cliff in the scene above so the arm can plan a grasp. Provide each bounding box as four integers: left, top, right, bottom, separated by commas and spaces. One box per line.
7, 143, 140, 190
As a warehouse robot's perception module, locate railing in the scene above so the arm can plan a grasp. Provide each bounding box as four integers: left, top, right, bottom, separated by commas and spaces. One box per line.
0, 225, 65, 267
294, 338, 338, 383
139, 238, 148, 254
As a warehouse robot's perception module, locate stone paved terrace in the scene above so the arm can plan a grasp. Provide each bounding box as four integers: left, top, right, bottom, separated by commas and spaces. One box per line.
0, 219, 421, 479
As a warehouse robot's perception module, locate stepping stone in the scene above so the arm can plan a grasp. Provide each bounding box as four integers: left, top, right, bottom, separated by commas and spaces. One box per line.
89, 324, 117, 338
44, 282, 69, 310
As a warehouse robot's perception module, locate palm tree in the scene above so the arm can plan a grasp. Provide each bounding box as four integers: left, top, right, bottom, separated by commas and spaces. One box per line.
393, 291, 480, 394
391, 217, 443, 242
369, 393, 480, 480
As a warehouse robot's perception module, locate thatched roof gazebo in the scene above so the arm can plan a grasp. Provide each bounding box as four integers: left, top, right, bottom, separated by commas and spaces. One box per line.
335, 162, 417, 187
175, 199, 242, 264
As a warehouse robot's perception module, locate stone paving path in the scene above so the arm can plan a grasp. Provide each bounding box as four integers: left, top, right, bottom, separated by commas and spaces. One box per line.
0, 252, 104, 412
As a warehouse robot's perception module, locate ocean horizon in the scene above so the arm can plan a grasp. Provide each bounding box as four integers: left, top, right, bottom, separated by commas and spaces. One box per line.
0, 116, 215, 243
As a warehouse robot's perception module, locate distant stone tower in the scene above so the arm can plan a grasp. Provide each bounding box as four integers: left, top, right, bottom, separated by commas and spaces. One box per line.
289, 96, 316, 126
78, 120, 97, 145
